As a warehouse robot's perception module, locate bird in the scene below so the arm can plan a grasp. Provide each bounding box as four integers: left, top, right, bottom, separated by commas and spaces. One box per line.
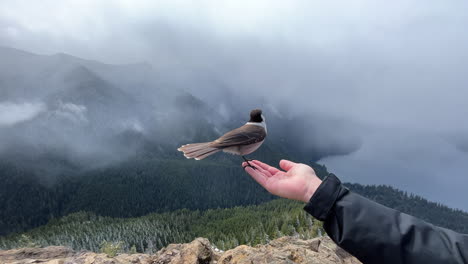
177, 109, 267, 169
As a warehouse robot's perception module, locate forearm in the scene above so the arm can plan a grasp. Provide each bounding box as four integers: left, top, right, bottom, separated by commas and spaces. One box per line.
304, 174, 468, 264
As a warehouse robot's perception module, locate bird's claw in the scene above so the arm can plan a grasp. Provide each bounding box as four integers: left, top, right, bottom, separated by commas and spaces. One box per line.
243, 164, 257, 170
243, 160, 257, 170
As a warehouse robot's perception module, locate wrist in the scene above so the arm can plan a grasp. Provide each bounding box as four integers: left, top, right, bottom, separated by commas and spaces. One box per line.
302, 177, 322, 203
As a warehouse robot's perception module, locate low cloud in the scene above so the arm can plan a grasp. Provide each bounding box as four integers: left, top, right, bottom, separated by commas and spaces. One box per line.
120, 118, 144, 133
320, 128, 468, 211
52, 101, 88, 124
0, 101, 45, 126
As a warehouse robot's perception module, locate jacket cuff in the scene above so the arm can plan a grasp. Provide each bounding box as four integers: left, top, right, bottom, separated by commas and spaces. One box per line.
303, 173, 348, 221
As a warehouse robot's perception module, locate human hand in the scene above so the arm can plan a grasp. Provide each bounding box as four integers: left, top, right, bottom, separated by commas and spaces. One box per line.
243, 160, 322, 203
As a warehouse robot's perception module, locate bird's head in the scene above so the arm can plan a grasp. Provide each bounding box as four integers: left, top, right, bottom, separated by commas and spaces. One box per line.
249, 109, 264, 123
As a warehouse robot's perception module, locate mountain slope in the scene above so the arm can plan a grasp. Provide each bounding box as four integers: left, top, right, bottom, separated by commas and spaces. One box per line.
0, 199, 321, 252
1, 182, 468, 254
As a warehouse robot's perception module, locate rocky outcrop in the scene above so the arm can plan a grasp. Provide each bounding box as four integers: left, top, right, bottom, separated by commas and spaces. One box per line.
0, 236, 361, 264
0, 245, 149, 264
149, 238, 218, 264
218, 236, 360, 264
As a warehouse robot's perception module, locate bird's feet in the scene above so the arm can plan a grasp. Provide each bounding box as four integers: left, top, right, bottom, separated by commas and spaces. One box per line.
242, 156, 254, 162
242, 160, 257, 170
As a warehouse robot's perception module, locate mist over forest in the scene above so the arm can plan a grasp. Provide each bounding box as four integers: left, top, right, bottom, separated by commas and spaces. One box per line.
0, 46, 362, 175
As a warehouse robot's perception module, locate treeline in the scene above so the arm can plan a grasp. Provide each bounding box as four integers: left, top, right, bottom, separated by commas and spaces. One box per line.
0, 157, 275, 236
2, 157, 468, 239
2, 173, 468, 253
348, 183, 468, 234
0, 199, 323, 252
0, 145, 328, 236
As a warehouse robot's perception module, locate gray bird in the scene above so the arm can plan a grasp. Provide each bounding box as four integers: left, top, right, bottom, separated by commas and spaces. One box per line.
177, 109, 267, 169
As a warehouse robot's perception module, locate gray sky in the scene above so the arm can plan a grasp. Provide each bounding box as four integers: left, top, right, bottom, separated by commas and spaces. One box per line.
1, 0, 468, 210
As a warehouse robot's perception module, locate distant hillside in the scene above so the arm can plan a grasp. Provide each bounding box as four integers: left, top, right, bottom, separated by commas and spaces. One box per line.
0, 199, 322, 252
2, 154, 468, 237
0, 151, 322, 236
347, 183, 468, 234
1, 182, 468, 254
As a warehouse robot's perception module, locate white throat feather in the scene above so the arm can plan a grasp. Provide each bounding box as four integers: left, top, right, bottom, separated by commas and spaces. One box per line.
245, 121, 267, 133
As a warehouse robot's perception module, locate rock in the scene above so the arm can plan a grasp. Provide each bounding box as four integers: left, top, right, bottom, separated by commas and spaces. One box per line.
0, 246, 75, 263
217, 237, 360, 264
0, 246, 149, 264
0, 237, 361, 264
148, 237, 220, 264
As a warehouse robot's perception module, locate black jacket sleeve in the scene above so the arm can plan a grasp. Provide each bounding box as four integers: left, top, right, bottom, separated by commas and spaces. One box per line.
303, 174, 468, 264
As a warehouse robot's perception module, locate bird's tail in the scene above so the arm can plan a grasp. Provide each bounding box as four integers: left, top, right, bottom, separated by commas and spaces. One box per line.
177, 142, 221, 160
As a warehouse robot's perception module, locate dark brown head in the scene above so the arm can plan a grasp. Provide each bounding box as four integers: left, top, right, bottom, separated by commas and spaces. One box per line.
249, 109, 263, 123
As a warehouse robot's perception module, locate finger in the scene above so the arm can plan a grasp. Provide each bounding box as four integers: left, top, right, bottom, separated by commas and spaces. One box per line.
255, 165, 273, 177
251, 160, 281, 175
279, 159, 297, 171
245, 166, 268, 186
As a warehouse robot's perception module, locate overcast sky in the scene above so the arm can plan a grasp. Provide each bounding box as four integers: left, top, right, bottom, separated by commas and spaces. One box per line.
1, 0, 468, 210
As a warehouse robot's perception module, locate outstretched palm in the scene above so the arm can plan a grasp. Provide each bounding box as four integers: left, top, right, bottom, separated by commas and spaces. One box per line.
243, 160, 322, 203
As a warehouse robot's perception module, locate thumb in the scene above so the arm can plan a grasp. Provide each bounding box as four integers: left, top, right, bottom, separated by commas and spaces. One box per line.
279, 159, 297, 171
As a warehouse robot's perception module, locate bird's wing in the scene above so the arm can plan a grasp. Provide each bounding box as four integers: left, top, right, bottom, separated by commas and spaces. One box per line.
210, 125, 266, 148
